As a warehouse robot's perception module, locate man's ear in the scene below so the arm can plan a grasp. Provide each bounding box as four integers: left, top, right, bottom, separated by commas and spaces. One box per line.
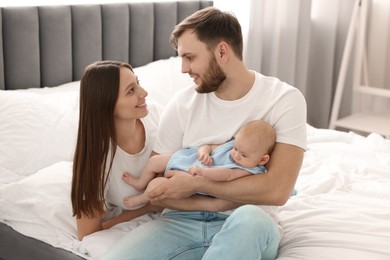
216, 41, 229, 61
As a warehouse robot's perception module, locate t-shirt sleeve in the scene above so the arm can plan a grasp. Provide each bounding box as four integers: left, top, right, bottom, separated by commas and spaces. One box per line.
153, 98, 185, 154
271, 88, 307, 150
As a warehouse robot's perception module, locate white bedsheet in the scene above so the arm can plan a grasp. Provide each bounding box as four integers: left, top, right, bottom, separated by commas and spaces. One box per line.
277, 126, 390, 259
1, 125, 389, 259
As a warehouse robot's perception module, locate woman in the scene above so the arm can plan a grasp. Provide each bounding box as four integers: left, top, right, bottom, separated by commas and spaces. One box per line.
71, 60, 161, 240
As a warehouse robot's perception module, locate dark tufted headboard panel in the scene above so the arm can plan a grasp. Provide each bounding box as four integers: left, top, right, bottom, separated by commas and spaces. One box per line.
0, 1, 212, 90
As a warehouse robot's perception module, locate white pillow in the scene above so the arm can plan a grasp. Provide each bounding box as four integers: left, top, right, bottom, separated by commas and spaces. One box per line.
0, 86, 79, 176
133, 56, 193, 108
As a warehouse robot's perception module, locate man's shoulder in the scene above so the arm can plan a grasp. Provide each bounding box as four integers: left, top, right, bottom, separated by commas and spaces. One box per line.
168, 84, 210, 108
175, 84, 196, 97
165, 84, 193, 105
254, 71, 293, 88
253, 71, 303, 97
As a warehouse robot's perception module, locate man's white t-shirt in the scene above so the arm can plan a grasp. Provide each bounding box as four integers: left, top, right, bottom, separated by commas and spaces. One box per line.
153, 71, 307, 225
154, 71, 307, 153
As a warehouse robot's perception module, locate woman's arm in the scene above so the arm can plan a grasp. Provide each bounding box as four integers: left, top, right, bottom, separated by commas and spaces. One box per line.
77, 204, 162, 240
102, 204, 161, 230
76, 214, 103, 240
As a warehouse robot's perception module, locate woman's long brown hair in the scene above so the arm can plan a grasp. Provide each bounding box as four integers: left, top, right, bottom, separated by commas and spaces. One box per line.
71, 61, 133, 219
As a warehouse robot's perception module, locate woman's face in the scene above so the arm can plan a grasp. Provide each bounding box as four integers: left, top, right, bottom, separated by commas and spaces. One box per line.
114, 67, 148, 120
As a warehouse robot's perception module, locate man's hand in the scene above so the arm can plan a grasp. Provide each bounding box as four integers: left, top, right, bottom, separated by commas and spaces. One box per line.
146, 170, 196, 201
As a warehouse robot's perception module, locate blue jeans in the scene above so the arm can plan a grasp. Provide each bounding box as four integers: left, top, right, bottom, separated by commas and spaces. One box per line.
100, 205, 280, 260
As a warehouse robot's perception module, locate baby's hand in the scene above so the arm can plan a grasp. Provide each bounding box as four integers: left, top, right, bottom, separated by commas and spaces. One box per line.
198, 153, 213, 166
188, 165, 203, 176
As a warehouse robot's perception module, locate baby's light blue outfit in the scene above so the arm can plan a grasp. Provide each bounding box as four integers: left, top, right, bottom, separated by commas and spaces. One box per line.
165, 139, 267, 174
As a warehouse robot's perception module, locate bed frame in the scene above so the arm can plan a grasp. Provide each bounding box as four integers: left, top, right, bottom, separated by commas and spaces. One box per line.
0, 1, 212, 259
0, 1, 212, 91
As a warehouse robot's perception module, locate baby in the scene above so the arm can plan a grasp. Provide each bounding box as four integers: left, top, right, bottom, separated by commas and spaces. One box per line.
122, 120, 276, 209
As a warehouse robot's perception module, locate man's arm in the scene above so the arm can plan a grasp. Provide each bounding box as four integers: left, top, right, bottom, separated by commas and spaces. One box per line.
199, 143, 304, 205
148, 143, 304, 207
151, 195, 242, 212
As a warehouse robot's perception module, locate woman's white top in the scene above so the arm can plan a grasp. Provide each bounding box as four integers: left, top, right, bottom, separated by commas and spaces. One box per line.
104, 102, 161, 212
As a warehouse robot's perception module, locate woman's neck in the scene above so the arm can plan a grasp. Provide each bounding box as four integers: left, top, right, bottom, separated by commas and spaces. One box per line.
115, 118, 145, 155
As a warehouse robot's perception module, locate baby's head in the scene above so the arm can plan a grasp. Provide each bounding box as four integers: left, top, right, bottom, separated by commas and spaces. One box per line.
230, 120, 276, 168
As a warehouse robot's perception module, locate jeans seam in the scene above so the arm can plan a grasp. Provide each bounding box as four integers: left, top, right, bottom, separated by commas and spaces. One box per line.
203, 219, 209, 247
163, 243, 206, 260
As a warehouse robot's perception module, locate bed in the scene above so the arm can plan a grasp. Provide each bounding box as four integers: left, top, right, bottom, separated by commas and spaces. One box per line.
1, 1, 390, 260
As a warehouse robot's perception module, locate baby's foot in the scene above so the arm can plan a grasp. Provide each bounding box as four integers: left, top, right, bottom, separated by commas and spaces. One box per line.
123, 194, 148, 209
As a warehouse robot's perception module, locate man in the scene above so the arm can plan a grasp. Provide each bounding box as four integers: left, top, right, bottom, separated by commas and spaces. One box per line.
102, 7, 306, 260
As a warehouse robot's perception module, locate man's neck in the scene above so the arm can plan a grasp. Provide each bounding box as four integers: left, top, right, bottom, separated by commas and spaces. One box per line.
215, 66, 255, 101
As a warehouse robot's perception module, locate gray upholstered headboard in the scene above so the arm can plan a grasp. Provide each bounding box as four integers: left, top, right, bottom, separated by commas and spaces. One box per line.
0, 1, 212, 90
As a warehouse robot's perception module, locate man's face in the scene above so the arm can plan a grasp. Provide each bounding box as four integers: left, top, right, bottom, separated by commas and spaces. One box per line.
177, 30, 226, 93
196, 54, 226, 93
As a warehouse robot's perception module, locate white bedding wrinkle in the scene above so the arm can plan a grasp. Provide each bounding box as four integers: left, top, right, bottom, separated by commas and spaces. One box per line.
277, 126, 390, 260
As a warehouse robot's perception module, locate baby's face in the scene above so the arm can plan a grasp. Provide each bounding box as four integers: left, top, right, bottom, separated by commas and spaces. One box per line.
230, 136, 263, 168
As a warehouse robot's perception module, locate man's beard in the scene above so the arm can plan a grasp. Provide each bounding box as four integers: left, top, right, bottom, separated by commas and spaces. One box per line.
195, 55, 226, 94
